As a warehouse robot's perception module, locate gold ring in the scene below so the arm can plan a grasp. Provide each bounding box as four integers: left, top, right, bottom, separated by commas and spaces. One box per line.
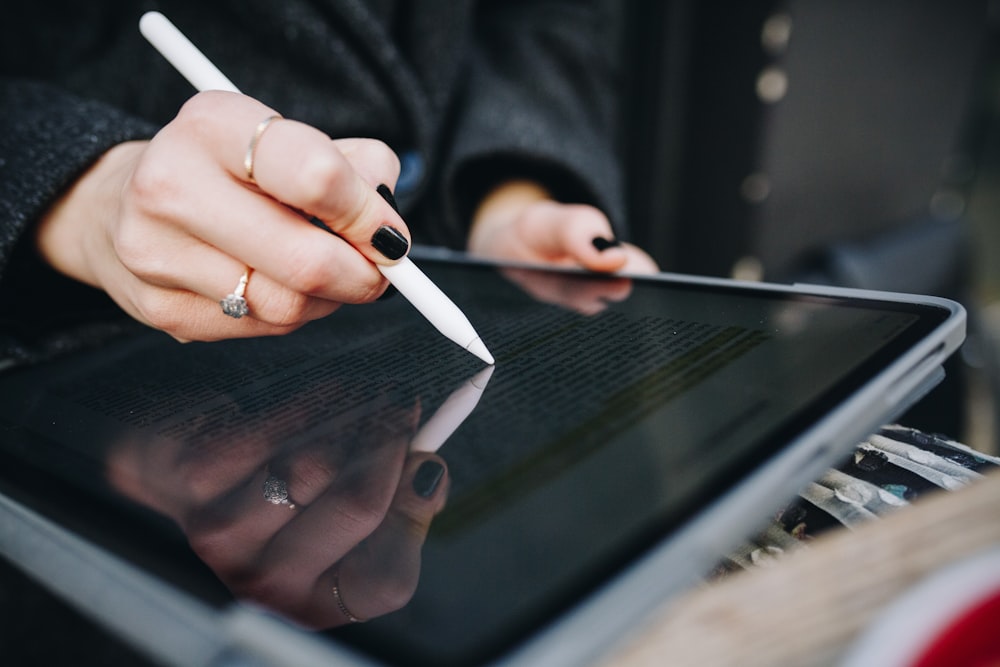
220, 269, 251, 319
244, 114, 282, 183
332, 567, 365, 623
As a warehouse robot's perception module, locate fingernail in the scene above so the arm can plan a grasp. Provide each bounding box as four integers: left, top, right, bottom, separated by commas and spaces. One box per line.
376, 183, 399, 212
371, 225, 409, 260
308, 214, 336, 235
412, 460, 445, 498
592, 237, 621, 252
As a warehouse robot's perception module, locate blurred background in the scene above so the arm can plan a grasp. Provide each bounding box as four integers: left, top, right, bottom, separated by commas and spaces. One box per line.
618, 0, 1000, 455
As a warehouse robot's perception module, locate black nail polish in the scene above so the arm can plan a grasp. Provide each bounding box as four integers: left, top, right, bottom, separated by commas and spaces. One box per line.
372, 185, 408, 258
412, 460, 445, 498
592, 237, 621, 252
308, 214, 336, 235
376, 183, 399, 212
371, 225, 409, 260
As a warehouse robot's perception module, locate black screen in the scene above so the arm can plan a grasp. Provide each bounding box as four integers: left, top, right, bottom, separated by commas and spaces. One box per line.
0, 258, 953, 666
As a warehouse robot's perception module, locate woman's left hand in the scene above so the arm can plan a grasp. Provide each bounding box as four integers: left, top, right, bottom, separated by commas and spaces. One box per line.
467, 180, 658, 314
467, 180, 658, 275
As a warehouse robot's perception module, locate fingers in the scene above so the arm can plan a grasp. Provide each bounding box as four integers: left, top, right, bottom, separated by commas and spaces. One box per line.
183, 93, 409, 266
469, 198, 664, 314
524, 202, 631, 272
104, 91, 411, 341
525, 205, 658, 275
307, 454, 449, 627
183, 446, 447, 628
89, 247, 313, 343
333, 138, 403, 189
116, 237, 345, 336
618, 243, 660, 275
470, 196, 660, 275
182, 417, 411, 592
125, 160, 388, 302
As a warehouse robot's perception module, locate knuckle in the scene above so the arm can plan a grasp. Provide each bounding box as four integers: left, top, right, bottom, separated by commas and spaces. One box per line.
136, 294, 186, 334
127, 156, 179, 210
513, 209, 543, 236
363, 575, 415, 615
337, 276, 387, 305
332, 499, 386, 534
286, 453, 338, 500
281, 251, 385, 305
366, 279, 390, 303
176, 91, 226, 129
110, 220, 147, 265
186, 520, 239, 564
355, 138, 402, 179
346, 275, 389, 304
576, 205, 611, 230
296, 151, 353, 211
113, 226, 168, 282
282, 255, 331, 296
336, 193, 380, 242
256, 291, 314, 328
236, 570, 290, 604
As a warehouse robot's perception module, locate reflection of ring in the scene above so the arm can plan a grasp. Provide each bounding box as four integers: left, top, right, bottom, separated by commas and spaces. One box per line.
262, 473, 297, 509
220, 269, 251, 319
332, 567, 365, 623
244, 114, 282, 183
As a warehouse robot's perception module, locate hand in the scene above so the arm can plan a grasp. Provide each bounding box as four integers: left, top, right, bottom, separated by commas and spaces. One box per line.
106, 376, 448, 628
35, 91, 410, 342
467, 180, 659, 275
468, 180, 658, 314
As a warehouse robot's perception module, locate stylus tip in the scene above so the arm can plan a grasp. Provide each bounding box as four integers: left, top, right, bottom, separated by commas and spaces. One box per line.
466, 337, 495, 365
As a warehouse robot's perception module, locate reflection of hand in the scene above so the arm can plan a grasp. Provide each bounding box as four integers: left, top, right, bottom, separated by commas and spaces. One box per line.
36, 91, 409, 342
105, 383, 448, 628
500, 267, 634, 316
467, 180, 659, 276
468, 180, 656, 314
195, 451, 449, 629
318, 453, 450, 627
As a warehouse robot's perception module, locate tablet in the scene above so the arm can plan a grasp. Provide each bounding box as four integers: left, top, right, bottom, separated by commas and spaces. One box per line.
0, 250, 965, 667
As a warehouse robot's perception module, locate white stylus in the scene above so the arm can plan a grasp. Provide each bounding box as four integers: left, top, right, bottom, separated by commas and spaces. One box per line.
139, 11, 495, 365
409, 365, 495, 453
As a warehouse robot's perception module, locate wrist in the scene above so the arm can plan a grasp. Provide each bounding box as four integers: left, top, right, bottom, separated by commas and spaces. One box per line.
35, 141, 146, 287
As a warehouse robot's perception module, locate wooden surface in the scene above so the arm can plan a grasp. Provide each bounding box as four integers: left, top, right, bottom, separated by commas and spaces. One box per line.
600, 468, 1000, 667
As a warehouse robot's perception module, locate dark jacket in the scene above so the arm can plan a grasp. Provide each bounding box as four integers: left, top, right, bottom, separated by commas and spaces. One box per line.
0, 0, 625, 362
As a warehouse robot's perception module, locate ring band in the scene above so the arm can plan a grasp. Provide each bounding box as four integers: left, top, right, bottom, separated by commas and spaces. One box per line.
244, 114, 282, 183
262, 473, 297, 509
332, 567, 365, 623
220, 269, 251, 319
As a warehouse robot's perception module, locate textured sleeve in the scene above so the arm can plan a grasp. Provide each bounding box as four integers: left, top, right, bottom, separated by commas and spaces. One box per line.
0, 79, 158, 282
0, 79, 158, 367
438, 0, 627, 241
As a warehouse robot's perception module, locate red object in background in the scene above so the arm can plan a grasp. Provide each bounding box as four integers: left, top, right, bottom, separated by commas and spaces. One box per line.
840, 547, 1000, 667
912, 589, 1000, 667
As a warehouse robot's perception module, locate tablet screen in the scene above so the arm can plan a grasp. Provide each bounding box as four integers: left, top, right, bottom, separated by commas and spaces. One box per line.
0, 258, 954, 666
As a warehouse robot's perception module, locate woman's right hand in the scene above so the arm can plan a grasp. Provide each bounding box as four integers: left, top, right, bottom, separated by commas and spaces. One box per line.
35, 91, 411, 342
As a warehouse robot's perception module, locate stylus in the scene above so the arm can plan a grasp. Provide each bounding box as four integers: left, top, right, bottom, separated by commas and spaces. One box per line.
410, 365, 495, 453
138, 11, 495, 366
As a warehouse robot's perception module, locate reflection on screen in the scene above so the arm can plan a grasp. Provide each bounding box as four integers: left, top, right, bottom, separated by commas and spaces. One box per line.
0, 261, 933, 667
